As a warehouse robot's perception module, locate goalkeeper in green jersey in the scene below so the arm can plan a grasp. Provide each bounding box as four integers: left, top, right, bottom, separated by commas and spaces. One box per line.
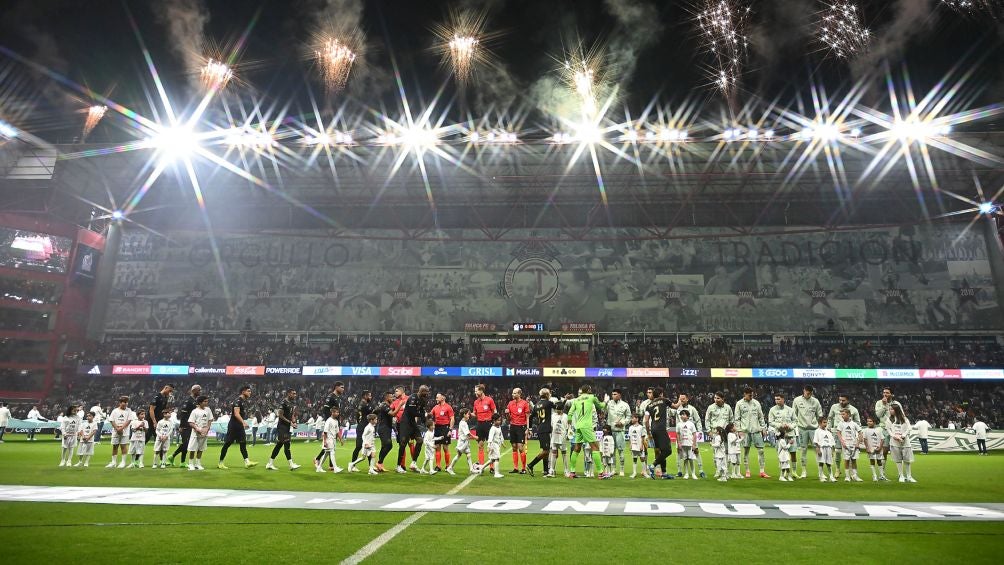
566, 385, 609, 479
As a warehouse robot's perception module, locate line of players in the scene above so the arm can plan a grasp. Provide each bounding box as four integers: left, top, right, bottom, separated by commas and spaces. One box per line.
52, 380, 920, 482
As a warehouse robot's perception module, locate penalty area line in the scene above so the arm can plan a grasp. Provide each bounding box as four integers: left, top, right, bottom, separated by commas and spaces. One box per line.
339, 448, 510, 565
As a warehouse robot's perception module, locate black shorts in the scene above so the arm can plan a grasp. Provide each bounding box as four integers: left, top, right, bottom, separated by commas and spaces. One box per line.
538, 432, 551, 450
653, 429, 671, 455
399, 423, 420, 443
276, 427, 292, 443
509, 424, 527, 444
434, 425, 451, 445
476, 421, 492, 441
225, 427, 247, 444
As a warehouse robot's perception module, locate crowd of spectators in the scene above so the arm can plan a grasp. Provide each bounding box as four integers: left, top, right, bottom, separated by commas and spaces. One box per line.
0, 277, 61, 305
70, 334, 1004, 369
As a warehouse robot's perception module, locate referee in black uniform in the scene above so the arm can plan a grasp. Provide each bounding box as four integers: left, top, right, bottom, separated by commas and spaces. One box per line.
168, 384, 199, 467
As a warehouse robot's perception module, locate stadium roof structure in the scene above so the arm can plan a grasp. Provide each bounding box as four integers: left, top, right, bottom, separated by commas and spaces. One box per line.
1, 129, 1002, 241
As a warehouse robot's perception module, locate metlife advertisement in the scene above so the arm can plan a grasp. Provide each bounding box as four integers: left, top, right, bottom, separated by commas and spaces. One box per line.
78, 364, 1004, 379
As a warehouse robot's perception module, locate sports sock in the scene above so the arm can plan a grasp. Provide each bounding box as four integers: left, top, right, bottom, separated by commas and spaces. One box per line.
570, 450, 579, 472
435, 451, 442, 467
444, 451, 451, 465
548, 451, 557, 473
520, 451, 527, 469
512, 451, 519, 468
757, 448, 765, 472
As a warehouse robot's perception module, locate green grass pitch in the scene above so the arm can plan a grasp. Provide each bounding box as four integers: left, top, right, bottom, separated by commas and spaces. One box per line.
0, 434, 1001, 564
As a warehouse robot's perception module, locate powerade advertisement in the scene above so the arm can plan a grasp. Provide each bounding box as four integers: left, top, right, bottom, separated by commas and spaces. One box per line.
77, 364, 1004, 379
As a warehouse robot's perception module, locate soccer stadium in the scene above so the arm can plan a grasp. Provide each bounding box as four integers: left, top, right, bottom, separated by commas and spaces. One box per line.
1, 1, 1004, 563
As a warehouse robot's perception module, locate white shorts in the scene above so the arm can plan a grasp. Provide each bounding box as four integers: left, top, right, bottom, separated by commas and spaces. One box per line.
728, 453, 739, 465
76, 441, 94, 456
488, 446, 501, 460
128, 441, 145, 455
456, 441, 470, 454
550, 437, 566, 450
188, 434, 208, 453
843, 447, 859, 461
890, 445, 914, 463
154, 438, 170, 452
631, 449, 646, 459
868, 451, 884, 462
714, 455, 726, 469
111, 431, 129, 446
323, 438, 335, 451
61, 436, 77, 450
818, 446, 834, 465
780, 460, 790, 470
679, 446, 696, 460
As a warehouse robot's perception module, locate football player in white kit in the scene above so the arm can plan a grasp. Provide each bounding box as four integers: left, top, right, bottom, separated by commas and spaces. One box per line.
107, 396, 133, 468
186, 396, 213, 471
862, 417, 886, 481
446, 409, 474, 475
128, 413, 148, 468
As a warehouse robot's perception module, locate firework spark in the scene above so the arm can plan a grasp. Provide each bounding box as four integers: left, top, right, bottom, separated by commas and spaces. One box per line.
696, 0, 751, 93
817, 2, 871, 59
200, 59, 234, 91
433, 9, 495, 84
316, 38, 356, 91
82, 105, 107, 139
448, 35, 479, 82
562, 58, 599, 117
940, 0, 1004, 20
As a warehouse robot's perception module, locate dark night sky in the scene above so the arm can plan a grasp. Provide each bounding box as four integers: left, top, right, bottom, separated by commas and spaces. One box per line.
1, 0, 1002, 143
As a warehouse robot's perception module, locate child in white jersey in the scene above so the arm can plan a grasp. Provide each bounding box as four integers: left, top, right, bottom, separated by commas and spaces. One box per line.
317, 408, 344, 473
486, 414, 504, 478
776, 430, 792, 481
725, 423, 742, 479
813, 417, 836, 482
186, 396, 213, 471
600, 425, 616, 477
627, 414, 649, 479
889, 405, 916, 483
153, 408, 174, 468
349, 414, 379, 475
420, 418, 442, 475
861, 417, 886, 481
837, 409, 863, 482
712, 427, 728, 482
75, 411, 97, 467
446, 409, 473, 475
128, 415, 147, 468
58, 404, 81, 467
549, 403, 570, 478
676, 410, 699, 479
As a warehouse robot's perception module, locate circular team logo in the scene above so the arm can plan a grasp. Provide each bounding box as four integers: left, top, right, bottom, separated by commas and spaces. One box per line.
502, 256, 562, 307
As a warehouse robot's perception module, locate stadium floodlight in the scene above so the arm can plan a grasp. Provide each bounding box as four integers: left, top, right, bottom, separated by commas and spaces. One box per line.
145, 125, 198, 162
225, 127, 273, 148
573, 122, 603, 144
551, 132, 573, 144
304, 131, 352, 146
619, 130, 639, 142
470, 130, 518, 144
849, 127, 862, 138
890, 118, 951, 141
800, 123, 842, 141
398, 126, 439, 148
0, 120, 18, 138
979, 202, 998, 215
111, 210, 124, 220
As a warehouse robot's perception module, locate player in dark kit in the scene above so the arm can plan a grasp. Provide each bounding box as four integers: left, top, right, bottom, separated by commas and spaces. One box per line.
526, 387, 555, 476
314, 381, 345, 470
397, 385, 430, 473
167, 384, 200, 467
348, 390, 373, 473
218, 385, 258, 469
266, 389, 301, 471
644, 388, 674, 479
146, 383, 174, 443
374, 391, 395, 472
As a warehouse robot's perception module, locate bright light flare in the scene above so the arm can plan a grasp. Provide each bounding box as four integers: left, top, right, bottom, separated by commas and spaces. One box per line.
889, 118, 951, 141
304, 131, 353, 146
469, 130, 517, 144
817, 2, 871, 59
696, 0, 751, 94
144, 125, 198, 163
224, 127, 274, 149
563, 59, 598, 116
82, 105, 107, 139
200, 59, 234, 91
379, 126, 439, 149
111, 210, 124, 220
940, 0, 1004, 19
316, 38, 356, 91
978, 202, 998, 215
0, 120, 18, 138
